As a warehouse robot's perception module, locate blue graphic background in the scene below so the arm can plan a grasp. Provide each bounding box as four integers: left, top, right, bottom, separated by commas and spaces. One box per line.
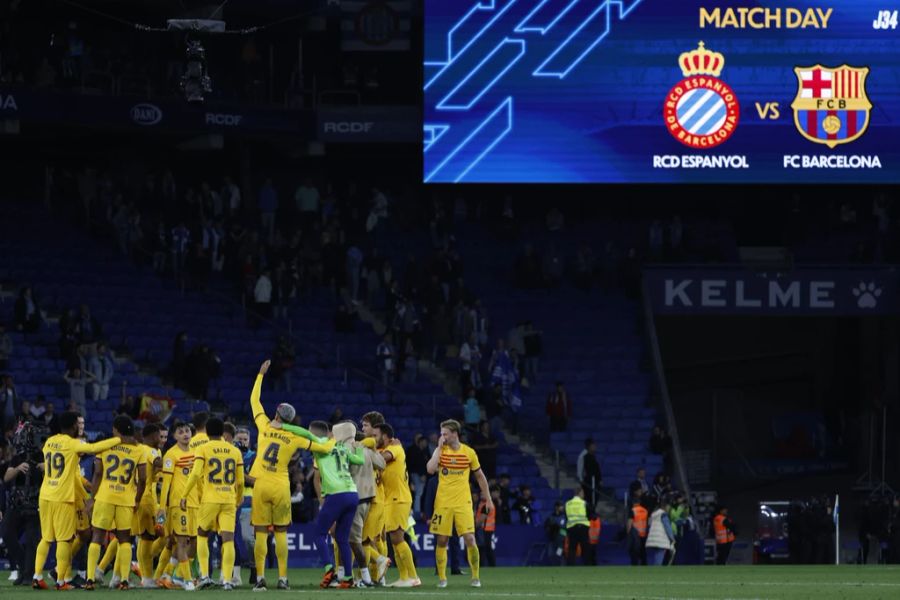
423, 0, 900, 183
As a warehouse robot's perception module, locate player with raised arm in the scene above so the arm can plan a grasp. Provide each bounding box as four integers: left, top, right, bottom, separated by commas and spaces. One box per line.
375, 423, 420, 587
85, 415, 148, 591
248, 359, 312, 591
426, 419, 494, 589
156, 421, 199, 590
33, 412, 122, 590
181, 417, 245, 590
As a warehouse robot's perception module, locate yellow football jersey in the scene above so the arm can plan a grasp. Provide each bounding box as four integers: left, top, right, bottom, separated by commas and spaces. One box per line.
381, 443, 411, 504
435, 443, 481, 508
190, 431, 209, 451
189, 439, 244, 505
40, 434, 121, 503
140, 444, 162, 505
160, 444, 200, 509
248, 374, 311, 484
95, 442, 148, 507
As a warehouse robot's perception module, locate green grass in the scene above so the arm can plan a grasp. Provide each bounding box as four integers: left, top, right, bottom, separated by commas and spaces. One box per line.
7, 566, 900, 599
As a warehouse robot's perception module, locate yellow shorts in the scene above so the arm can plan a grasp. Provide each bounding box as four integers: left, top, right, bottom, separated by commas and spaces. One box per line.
430, 504, 475, 537
167, 506, 198, 538
91, 501, 133, 532
39, 499, 76, 542
132, 502, 157, 536
75, 499, 90, 532
383, 502, 411, 534
198, 502, 236, 534
251, 482, 291, 527
362, 502, 385, 542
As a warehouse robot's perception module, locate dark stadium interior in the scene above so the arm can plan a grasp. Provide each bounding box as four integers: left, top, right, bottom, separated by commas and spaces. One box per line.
0, 0, 898, 594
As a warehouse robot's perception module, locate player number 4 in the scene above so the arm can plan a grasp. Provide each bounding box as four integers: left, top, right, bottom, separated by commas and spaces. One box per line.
873, 10, 898, 29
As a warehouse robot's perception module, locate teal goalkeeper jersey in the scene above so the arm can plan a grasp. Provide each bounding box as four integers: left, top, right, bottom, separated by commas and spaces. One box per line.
282, 423, 363, 496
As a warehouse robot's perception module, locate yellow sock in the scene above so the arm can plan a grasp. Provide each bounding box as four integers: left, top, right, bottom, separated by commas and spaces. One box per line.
34, 539, 51, 579
178, 561, 191, 581
116, 541, 132, 582
165, 559, 177, 577
221, 541, 235, 583
435, 545, 448, 581
137, 539, 153, 583
64, 537, 83, 581
54, 540, 71, 585
86, 542, 102, 582
254, 532, 268, 581
466, 545, 480, 580
151, 537, 166, 558
365, 545, 379, 576
377, 538, 388, 558
197, 535, 210, 578
99, 539, 118, 572
274, 531, 288, 579
333, 538, 342, 570
400, 540, 417, 579
154, 547, 172, 579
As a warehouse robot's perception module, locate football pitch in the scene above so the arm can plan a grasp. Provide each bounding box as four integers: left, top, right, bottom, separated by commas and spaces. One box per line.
4, 566, 900, 599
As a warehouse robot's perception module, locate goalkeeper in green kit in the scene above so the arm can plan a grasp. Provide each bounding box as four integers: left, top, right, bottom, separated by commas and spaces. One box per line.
275, 418, 364, 588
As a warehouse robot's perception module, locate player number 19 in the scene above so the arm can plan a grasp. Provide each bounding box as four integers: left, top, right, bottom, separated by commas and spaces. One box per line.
873, 10, 898, 29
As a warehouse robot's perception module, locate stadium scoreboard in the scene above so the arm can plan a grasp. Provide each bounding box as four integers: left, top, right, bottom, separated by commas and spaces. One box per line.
423, 1, 900, 183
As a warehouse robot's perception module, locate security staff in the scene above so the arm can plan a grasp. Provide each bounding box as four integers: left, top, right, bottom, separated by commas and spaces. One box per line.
627, 489, 648, 565
713, 505, 736, 564
565, 487, 591, 566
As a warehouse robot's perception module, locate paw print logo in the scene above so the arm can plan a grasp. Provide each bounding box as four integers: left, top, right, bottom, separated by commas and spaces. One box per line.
852, 282, 882, 309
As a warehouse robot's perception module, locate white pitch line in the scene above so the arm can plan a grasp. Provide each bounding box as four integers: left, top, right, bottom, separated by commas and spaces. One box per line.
299, 591, 767, 600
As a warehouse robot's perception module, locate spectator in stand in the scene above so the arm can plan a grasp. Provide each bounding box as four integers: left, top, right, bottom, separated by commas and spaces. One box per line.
254, 269, 273, 323
626, 467, 650, 508
41, 402, 55, 428
116, 391, 141, 420
401, 338, 418, 383
489, 339, 518, 407
469, 420, 499, 479
88, 343, 115, 402
376, 334, 395, 385
513, 485, 534, 525
430, 304, 452, 365
542, 243, 564, 288
497, 474, 513, 524
1, 375, 20, 433
405, 434, 430, 515
507, 323, 526, 365
259, 177, 278, 244
577, 438, 603, 507
272, 260, 295, 321
328, 407, 344, 425
271, 335, 295, 392
334, 302, 356, 333
459, 333, 481, 390
223, 176, 241, 217
463, 389, 481, 431
14, 286, 41, 333
650, 472, 672, 511
646, 497, 676, 566
650, 425, 674, 472
546, 381, 572, 432
63, 366, 93, 415
74, 304, 102, 348
346, 245, 364, 304
294, 177, 320, 231
151, 222, 169, 274
28, 396, 47, 421
171, 221, 191, 282
0, 325, 11, 370
522, 321, 542, 384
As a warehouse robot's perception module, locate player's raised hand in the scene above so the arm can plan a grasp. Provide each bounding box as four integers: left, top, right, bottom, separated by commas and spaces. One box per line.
259, 359, 271, 376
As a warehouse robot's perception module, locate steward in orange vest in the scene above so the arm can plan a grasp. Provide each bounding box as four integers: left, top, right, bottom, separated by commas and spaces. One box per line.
713, 505, 736, 565
627, 491, 648, 566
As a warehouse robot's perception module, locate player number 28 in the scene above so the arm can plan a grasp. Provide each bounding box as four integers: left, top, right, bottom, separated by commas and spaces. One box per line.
208, 458, 237, 484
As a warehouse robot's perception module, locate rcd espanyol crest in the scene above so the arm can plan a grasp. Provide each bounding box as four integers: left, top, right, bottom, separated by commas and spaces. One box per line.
664, 42, 740, 149
791, 65, 872, 149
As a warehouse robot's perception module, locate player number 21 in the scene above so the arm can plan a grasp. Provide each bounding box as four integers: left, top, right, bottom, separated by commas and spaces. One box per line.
873, 10, 898, 29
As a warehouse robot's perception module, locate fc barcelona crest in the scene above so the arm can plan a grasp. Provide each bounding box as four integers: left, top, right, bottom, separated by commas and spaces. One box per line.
791, 65, 872, 149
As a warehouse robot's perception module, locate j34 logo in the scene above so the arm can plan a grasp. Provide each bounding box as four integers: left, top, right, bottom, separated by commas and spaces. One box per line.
872, 10, 898, 29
